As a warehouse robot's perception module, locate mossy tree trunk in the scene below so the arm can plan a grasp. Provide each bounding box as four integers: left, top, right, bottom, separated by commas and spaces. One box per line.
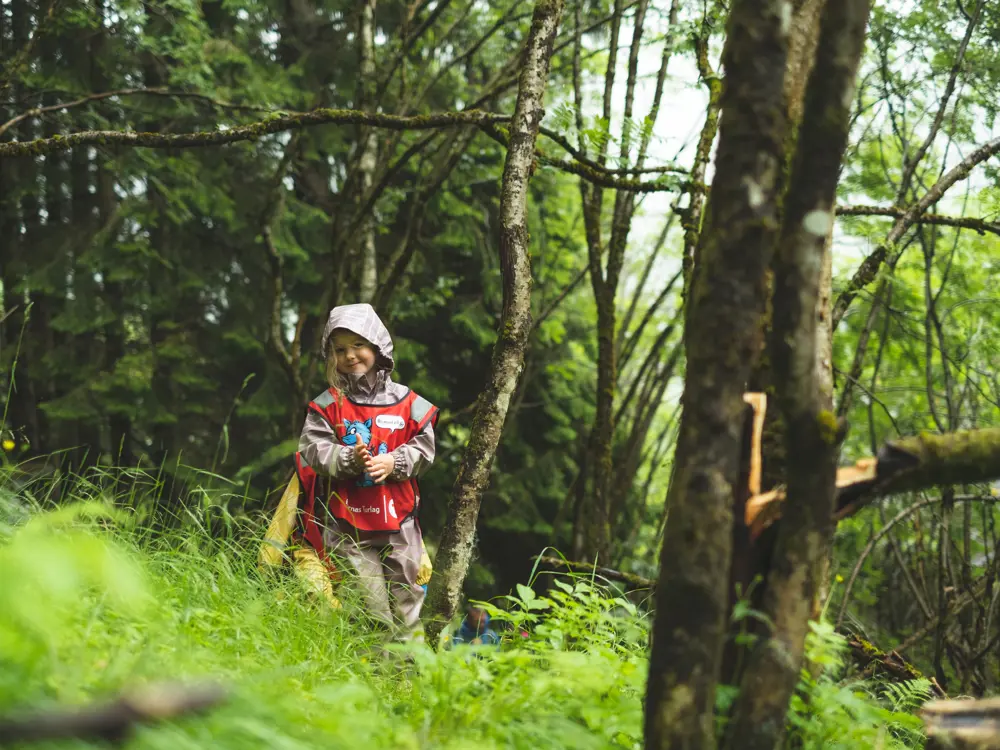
721, 0, 832, 690
723, 0, 872, 746
746, 0, 828, 495
423, 0, 565, 646
643, 0, 792, 745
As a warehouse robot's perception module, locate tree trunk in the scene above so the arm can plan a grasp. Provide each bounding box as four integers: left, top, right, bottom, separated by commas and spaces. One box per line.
718, 0, 835, 693
0, 0, 27, 448
356, 0, 379, 303
723, 0, 871, 746
7, 0, 42, 453
585, 289, 617, 561
644, 0, 792, 745
423, 0, 564, 645
36, 38, 64, 451
91, 5, 132, 465
142, 14, 177, 471
747, 0, 829, 494
578, 0, 679, 563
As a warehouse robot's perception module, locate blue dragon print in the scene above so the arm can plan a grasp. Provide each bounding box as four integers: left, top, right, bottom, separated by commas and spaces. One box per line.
342, 418, 389, 487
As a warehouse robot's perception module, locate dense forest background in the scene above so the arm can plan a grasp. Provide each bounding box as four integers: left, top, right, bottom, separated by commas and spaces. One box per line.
4, 0, 1000, 740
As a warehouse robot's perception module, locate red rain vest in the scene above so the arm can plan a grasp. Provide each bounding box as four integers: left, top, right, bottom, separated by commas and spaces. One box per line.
296, 387, 438, 538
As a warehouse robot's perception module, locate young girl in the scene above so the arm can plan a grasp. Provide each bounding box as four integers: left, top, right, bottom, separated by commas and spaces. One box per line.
295, 303, 438, 640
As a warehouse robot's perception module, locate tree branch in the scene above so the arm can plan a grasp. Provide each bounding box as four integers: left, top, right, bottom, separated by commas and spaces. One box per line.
538, 125, 686, 176
847, 635, 946, 696
837, 205, 1000, 237
747, 428, 1000, 538
0, 87, 295, 138
0, 107, 684, 193
679, 23, 723, 288
0, 108, 508, 157
832, 136, 1000, 327
478, 121, 685, 192
531, 266, 589, 332
533, 555, 655, 589
896, 0, 985, 198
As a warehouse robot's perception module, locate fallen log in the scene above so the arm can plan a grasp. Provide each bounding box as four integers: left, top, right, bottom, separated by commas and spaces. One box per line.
0, 681, 227, 745
922, 697, 1000, 749
846, 635, 946, 697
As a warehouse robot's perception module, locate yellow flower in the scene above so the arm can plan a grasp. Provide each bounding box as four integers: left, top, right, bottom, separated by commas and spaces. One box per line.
1, 439, 14, 453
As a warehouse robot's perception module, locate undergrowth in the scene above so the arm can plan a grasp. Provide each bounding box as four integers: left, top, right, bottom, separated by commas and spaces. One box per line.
0, 467, 929, 749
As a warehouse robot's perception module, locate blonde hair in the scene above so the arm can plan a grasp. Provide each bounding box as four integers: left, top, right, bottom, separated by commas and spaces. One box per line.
325, 350, 349, 394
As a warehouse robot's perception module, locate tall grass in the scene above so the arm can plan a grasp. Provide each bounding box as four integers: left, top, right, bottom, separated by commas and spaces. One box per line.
0, 467, 649, 749
0, 465, 929, 749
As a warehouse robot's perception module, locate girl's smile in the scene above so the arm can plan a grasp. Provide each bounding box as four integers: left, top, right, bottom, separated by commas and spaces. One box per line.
331, 331, 377, 375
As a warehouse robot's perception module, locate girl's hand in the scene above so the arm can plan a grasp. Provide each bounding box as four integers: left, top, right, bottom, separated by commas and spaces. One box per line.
365, 453, 395, 483
354, 444, 371, 462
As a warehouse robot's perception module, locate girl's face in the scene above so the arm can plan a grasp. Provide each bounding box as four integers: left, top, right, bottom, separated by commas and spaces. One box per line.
331, 331, 377, 375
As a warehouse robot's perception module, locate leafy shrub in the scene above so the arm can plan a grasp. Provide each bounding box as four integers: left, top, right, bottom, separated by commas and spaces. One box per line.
787, 619, 930, 749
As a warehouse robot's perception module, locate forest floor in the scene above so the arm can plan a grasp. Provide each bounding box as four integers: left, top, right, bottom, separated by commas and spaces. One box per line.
0, 476, 932, 749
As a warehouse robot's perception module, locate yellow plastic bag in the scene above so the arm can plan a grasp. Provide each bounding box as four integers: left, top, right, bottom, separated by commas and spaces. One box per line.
258, 472, 340, 608
258, 473, 300, 568
292, 546, 341, 609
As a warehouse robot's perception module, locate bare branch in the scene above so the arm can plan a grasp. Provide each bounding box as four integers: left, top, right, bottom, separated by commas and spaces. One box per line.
478, 122, 685, 192
897, 0, 985, 198
531, 266, 589, 332
618, 215, 676, 355
679, 24, 723, 287
837, 205, 1000, 237
0, 88, 296, 138
833, 136, 1000, 327
538, 125, 687, 176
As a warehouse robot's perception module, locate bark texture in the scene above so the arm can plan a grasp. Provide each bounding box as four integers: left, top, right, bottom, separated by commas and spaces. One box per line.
422, 0, 564, 645
745, 0, 828, 496
723, 0, 872, 746
644, 0, 791, 746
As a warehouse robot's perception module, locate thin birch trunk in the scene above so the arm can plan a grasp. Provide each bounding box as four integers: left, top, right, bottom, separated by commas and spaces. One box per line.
423, 0, 564, 646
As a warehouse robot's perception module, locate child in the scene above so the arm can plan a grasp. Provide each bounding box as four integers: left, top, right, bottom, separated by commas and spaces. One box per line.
296, 303, 438, 640
451, 606, 501, 647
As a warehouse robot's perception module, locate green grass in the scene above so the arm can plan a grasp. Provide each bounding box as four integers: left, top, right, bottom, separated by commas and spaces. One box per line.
0, 468, 929, 749
0, 476, 648, 750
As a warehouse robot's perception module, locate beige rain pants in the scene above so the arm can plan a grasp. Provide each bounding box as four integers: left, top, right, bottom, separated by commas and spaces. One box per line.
323, 516, 425, 641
